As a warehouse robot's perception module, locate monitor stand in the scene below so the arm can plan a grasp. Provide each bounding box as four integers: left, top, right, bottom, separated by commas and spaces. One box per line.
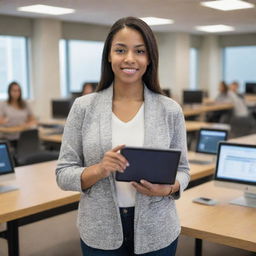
230, 192, 256, 208
0, 185, 19, 193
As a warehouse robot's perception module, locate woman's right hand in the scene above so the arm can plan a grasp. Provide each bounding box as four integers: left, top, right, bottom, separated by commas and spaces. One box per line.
96, 145, 129, 179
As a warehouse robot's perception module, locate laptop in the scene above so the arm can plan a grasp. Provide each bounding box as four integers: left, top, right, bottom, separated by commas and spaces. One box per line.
0, 141, 18, 193
189, 128, 228, 165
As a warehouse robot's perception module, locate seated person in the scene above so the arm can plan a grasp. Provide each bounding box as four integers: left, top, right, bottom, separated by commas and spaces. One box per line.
229, 81, 244, 99
208, 81, 248, 122
0, 81, 37, 148
215, 81, 231, 103
215, 81, 248, 117
81, 82, 95, 95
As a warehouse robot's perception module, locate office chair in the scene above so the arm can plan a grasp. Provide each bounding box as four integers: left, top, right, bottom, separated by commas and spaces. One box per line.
229, 115, 256, 138
15, 129, 59, 166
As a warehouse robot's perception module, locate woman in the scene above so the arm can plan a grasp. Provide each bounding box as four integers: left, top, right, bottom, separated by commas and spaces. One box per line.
81, 82, 95, 95
215, 81, 248, 118
215, 81, 231, 103
56, 17, 190, 255
0, 81, 37, 146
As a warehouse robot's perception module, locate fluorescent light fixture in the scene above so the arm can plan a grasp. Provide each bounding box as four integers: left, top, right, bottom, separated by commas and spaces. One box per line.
18, 4, 75, 15
195, 24, 235, 32
140, 17, 174, 26
201, 0, 254, 11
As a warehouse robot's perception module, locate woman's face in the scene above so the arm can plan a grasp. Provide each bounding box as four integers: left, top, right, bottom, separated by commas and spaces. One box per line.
108, 27, 149, 87
10, 84, 21, 100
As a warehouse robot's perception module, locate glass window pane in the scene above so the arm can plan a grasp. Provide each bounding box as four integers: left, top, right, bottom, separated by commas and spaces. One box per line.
0, 36, 29, 99
67, 40, 104, 93
189, 48, 198, 90
223, 46, 256, 93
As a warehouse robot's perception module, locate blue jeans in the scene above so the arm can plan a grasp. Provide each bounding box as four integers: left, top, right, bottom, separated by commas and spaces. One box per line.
80, 207, 178, 256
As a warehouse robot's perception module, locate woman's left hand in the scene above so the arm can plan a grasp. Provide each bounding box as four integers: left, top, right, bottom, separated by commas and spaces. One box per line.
131, 179, 180, 197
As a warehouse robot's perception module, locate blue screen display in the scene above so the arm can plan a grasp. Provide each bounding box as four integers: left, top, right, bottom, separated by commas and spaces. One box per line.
0, 144, 13, 174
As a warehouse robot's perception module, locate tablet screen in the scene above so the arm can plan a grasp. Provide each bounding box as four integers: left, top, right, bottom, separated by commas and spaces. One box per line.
116, 147, 181, 184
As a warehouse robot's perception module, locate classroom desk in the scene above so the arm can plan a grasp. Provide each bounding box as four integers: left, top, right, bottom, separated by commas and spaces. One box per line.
188, 152, 215, 181
0, 161, 80, 256
0, 159, 214, 256
183, 102, 233, 117
177, 181, 256, 254
39, 121, 223, 144
229, 133, 256, 144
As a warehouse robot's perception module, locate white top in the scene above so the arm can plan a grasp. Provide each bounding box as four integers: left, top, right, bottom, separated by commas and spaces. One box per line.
112, 103, 144, 207
0, 101, 33, 140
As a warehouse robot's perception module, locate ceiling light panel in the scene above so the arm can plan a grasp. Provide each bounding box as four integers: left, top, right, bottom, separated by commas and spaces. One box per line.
18, 5, 75, 15
195, 24, 235, 32
201, 0, 254, 11
140, 17, 174, 26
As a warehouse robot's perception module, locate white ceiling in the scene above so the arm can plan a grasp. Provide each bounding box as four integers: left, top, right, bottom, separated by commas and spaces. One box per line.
0, 0, 256, 34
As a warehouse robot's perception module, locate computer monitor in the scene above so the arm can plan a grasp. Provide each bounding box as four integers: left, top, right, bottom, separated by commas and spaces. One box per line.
214, 142, 256, 208
183, 90, 203, 105
0, 142, 17, 193
51, 99, 72, 119
196, 128, 228, 155
245, 82, 256, 94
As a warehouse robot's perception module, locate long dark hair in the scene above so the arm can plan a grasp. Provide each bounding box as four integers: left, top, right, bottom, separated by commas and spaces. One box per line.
96, 16, 162, 94
220, 81, 229, 95
7, 81, 26, 109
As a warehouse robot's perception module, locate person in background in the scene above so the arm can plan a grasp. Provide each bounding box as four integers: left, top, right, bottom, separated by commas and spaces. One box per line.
215, 81, 231, 103
56, 16, 190, 256
213, 81, 249, 122
81, 82, 95, 95
229, 81, 244, 99
0, 81, 37, 148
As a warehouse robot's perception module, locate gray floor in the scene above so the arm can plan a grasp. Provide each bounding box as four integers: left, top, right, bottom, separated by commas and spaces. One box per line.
0, 210, 254, 256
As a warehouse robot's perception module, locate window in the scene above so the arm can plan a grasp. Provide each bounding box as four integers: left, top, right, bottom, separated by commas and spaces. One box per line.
189, 48, 199, 90
59, 39, 104, 96
223, 46, 256, 93
0, 36, 29, 99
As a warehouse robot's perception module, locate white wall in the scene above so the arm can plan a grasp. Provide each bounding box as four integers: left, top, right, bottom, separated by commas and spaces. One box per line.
199, 35, 222, 99
157, 32, 190, 103
30, 19, 62, 120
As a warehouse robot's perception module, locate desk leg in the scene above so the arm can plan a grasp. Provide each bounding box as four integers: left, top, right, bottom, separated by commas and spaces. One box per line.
195, 238, 202, 256
7, 220, 19, 256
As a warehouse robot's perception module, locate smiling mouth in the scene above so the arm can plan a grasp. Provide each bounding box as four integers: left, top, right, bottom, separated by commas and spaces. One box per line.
121, 68, 138, 74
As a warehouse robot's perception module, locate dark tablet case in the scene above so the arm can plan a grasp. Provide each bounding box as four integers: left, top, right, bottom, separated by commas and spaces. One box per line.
116, 147, 181, 184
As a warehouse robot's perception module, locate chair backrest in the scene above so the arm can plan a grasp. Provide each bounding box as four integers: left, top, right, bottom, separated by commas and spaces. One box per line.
229, 116, 255, 138
15, 129, 59, 166
16, 129, 41, 158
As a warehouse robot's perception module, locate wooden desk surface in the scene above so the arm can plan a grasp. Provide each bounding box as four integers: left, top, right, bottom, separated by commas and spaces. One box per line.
0, 161, 80, 223
0, 158, 213, 223
188, 152, 215, 181
177, 181, 256, 251
40, 121, 226, 143
39, 132, 63, 143
229, 134, 256, 145
183, 103, 233, 117
185, 121, 212, 132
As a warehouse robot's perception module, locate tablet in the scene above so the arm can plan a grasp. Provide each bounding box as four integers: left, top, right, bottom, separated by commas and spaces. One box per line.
116, 147, 181, 184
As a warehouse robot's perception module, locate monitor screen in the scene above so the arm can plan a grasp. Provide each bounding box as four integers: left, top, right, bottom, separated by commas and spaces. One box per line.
0, 142, 14, 175
215, 142, 256, 208
0, 142, 17, 193
215, 142, 256, 185
183, 90, 203, 104
196, 129, 228, 154
51, 99, 72, 119
245, 82, 256, 94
